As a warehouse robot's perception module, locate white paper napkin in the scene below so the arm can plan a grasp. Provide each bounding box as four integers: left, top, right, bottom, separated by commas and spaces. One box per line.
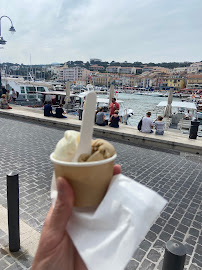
51, 173, 167, 270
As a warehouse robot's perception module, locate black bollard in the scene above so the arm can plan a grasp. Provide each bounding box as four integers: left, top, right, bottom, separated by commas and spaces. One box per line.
7, 172, 20, 252
162, 240, 186, 270
189, 120, 200, 139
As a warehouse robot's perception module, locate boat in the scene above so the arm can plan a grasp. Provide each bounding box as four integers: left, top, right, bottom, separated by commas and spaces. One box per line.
79, 91, 134, 123
1, 76, 54, 105
156, 101, 197, 131
197, 104, 202, 119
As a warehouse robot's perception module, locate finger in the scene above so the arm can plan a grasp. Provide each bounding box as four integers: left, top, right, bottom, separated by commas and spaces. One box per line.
113, 164, 121, 175
49, 177, 74, 233
74, 248, 88, 270
43, 206, 53, 229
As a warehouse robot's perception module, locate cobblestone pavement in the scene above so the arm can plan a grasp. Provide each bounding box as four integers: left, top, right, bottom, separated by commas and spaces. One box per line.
0, 116, 201, 270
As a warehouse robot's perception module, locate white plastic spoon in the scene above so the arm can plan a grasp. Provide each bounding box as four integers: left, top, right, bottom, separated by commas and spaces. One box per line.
73, 92, 97, 162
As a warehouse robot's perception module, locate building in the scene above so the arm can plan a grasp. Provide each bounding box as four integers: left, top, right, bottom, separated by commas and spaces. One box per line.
90, 58, 102, 64
167, 76, 185, 90
142, 66, 155, 73
172, 67, 188, 74
119, 67, 137, 74
89, 65, 105, 71
58, 65, 90, 82
187, 74, 202, 89
187, 62, 202, 74
106, 66, 120, 73
91, 74, 110, 86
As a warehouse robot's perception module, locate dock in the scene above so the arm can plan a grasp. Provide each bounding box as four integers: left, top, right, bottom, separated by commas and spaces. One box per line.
0, 105, 201, 155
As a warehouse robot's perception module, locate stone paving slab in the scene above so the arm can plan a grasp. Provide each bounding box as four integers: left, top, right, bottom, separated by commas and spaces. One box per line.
0, 116, 201, 269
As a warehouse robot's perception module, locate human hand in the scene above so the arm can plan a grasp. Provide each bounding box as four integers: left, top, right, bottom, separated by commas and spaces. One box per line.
32, 164, 121, 270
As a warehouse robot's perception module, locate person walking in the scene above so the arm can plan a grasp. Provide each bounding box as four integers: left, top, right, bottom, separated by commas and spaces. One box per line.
109, 110, 121, 128
154, 116, 165, 135
141, 112, 153, 133
109, 97, 119, 116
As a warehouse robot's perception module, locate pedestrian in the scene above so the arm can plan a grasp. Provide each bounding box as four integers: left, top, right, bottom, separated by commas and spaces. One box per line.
96, 107, 106, 126
109, 110, 121, 128
184, 110, 191, 120
44, 101, 54, 117
55, 104, 67, 118
31, 165, 121, 270
6, 90, 11, 103
141, 112, 153, 133
0, 94, 12, 109
2, 87, 7, 95
109, 97, 119, 116
154, 116, 165, 135
11, 88, 17, 103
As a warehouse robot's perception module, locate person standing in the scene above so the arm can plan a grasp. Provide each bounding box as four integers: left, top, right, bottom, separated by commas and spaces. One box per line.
6, 90, 10, 103
109, 97, 119, 116
11, 88, 17, 103
154, 116, 165, 135
141, 112, 153, 133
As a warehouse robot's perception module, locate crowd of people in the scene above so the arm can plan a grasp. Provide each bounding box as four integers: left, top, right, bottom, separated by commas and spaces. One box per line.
95, 97, 121, 128
0, 88, 20, 109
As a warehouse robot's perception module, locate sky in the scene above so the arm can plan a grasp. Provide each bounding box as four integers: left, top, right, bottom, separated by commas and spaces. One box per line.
0, 0, 202, 64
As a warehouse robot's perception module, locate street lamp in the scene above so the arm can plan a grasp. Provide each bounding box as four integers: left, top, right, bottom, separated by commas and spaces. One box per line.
0, 15, 16, 91
0, 15, 16, 44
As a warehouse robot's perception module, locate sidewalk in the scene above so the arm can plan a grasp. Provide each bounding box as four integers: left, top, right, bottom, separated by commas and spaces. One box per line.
0, 205, 39, 269
0, 112, 201, 269
0, 105, 202, 155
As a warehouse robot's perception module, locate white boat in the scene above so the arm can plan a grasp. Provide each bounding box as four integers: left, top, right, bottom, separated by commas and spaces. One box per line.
197, 111, 202, 120
2, 76, 54, 103
156, 101, 198, 131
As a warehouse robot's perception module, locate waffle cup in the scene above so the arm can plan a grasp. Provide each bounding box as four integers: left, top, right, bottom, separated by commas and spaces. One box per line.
50, 153, 117, 207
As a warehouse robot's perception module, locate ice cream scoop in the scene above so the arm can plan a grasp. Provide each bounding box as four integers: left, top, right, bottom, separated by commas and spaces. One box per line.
52, 130, 80, 162
53, 131, 116, 163
78, 139, 116, 162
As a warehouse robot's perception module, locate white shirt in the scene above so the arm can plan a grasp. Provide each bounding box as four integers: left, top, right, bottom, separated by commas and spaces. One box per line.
141, 116, 153, 133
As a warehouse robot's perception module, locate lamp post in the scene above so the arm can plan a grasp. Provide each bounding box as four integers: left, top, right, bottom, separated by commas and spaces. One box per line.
0, 15, 16, 92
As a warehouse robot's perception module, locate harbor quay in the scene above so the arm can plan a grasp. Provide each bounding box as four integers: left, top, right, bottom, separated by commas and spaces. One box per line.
0, 116, 201, 270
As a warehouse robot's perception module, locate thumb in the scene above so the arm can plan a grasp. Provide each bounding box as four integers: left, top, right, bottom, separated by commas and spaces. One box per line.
50, 177, 74, 233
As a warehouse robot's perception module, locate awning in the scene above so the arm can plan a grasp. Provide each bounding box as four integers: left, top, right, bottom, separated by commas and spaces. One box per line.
157, 101, 197, 110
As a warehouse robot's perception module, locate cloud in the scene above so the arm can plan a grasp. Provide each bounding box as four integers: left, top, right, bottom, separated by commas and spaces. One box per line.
1, 0, 202, 64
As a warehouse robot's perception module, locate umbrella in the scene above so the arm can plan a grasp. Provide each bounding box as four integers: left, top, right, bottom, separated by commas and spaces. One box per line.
164, 88, 173, 117
65, 81, 71, 105
108, 84, 115, 106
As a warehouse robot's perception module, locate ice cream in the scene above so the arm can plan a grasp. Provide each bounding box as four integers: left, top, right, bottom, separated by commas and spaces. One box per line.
53, 130, 116, 163
52, 130, 80, 162
51, 130, 117, 207
78, 139, 116, 162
